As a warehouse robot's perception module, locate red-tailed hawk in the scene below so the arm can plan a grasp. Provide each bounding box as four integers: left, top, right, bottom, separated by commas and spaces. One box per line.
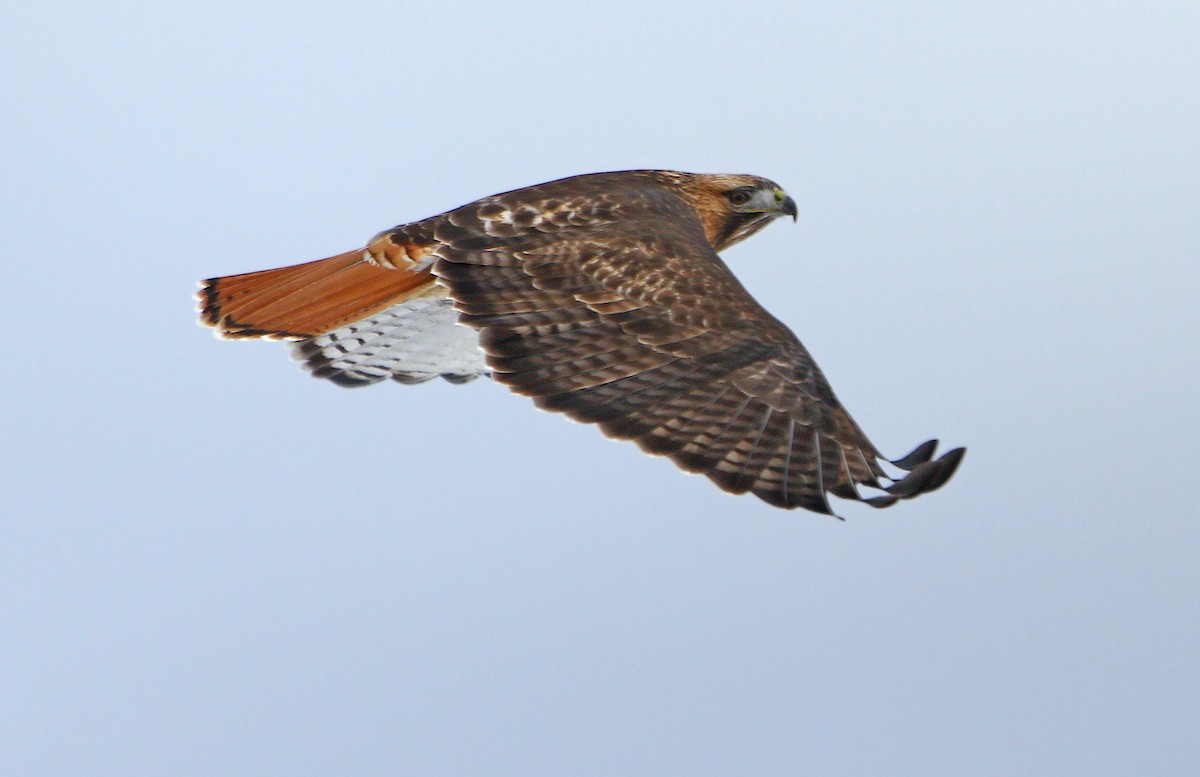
200, 170, 963, 514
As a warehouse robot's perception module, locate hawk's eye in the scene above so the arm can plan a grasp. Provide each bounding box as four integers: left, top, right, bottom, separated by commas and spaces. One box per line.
728, 189, 753, 206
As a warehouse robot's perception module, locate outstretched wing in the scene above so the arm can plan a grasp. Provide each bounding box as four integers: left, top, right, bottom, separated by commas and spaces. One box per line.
431, 210, 963, 513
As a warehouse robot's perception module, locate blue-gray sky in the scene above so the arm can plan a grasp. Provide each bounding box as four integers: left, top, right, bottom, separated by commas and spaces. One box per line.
4, 3, 1198, 775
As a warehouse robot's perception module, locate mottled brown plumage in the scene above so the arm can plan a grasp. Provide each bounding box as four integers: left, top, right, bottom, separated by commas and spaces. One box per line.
199, 170, 964, 513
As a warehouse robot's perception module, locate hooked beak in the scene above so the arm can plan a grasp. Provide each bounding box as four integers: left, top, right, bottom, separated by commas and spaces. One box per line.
766, 188, 797, 222
780, 194, 798, 222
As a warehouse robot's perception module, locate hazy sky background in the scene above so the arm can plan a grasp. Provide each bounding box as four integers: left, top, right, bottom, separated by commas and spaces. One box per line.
4, 3, 1198, 775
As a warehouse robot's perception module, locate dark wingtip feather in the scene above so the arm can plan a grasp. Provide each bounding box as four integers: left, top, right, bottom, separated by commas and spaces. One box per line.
878, 444, 965, 501
884, 460, 941, 498
923, 447, 966, 492
891, 439, 939, 470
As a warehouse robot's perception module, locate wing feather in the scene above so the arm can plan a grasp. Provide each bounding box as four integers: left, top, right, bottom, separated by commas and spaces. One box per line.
433, 200, 963, 512
203, 170, 961, 513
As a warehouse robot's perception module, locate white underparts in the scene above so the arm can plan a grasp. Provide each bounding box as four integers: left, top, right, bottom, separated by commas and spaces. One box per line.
292, 295, 488, 386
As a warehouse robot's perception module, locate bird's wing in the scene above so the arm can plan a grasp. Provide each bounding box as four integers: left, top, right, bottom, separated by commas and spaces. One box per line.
432, 217, 963, 512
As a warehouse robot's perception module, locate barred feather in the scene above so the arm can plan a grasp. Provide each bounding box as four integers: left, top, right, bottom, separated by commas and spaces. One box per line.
199, 170, 964, 513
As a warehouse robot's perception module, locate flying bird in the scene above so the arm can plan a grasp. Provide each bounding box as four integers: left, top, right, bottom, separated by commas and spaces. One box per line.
199, 170, 963, 514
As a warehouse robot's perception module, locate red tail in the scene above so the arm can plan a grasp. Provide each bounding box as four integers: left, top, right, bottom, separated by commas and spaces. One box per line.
199, 248, 436, 339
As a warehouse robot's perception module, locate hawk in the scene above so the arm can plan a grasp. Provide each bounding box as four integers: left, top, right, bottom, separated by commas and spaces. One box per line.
200, 170, 963, 514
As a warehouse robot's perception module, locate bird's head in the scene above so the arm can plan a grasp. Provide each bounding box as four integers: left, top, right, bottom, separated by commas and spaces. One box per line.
680, 173, 798, 251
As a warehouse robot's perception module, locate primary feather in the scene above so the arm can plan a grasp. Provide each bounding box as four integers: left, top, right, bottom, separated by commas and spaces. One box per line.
199, 170, 964, 513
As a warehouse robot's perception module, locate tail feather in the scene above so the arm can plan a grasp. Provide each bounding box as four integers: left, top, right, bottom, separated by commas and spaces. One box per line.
199, 249, 435, 339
